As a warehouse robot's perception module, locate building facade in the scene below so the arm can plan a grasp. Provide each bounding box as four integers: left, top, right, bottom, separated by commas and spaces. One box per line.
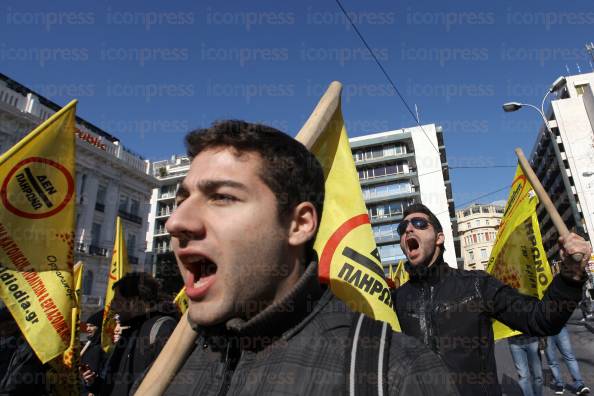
528, 71, 594, 263
0, 73, 156, 315
456, 203, 504, 270
146, 155, 190, 294
350, 124, 461, 270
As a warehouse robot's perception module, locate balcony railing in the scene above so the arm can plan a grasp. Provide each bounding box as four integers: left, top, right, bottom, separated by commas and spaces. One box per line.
89, 244, 109, 257
118, 210, 142, 224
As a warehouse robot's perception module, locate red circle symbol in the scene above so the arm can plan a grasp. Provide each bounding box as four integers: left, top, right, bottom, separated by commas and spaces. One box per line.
1, 157, 74, 219
318, 213, 372, 281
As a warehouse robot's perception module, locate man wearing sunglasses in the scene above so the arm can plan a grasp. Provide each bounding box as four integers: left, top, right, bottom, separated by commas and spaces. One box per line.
392, 203, 592, 396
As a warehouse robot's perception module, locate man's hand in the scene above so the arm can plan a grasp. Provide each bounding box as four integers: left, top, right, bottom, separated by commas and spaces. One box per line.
558, 233, 592, 282
79, 365, 97, 386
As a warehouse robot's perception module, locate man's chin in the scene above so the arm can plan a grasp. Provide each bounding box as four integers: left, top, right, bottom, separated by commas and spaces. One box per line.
187, 304, 226, 328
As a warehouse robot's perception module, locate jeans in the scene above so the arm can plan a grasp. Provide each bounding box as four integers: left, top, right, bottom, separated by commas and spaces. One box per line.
509, 336, 543, 396
545, 327, 585, 390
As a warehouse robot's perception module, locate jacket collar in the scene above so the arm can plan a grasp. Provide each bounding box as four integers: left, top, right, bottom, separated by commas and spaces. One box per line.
405, 255, 451, 284
197, 261, 324, 350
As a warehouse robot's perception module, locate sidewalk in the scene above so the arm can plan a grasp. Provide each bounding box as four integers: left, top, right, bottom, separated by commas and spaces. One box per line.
496, 313, 594, 395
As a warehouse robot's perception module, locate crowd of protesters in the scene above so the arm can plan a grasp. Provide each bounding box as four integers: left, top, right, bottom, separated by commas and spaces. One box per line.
0, 272, 178, 396
1, 120, 593, 396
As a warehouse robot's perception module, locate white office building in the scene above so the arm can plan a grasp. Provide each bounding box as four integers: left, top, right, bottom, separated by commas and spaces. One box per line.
528, 71, 594, 262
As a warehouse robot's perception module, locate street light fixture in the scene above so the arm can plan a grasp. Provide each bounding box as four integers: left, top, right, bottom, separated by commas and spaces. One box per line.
502, 76, 583, 235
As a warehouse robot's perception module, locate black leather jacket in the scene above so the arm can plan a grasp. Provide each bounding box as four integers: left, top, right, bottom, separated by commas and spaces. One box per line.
392, 256, 583, 396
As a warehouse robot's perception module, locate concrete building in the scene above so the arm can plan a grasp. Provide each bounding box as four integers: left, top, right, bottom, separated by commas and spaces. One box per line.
0, 73, 156, 314
350, 124, 461, 270
528, 71, 594, 263
146, 155, 190, 294
456, 202, 504, 270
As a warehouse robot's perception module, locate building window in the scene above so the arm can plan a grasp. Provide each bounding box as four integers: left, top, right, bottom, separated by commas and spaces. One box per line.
83, 270, 93, 295
474, 220, 480, 227
480, 249, 488, 260
79, 174, 87, 203
130, 199, 140, 216
468, 251, 474, 262
96, 185, 106, 205
119, 195, 129, 212
575, 84, 589, 96
91, 223, 102, 246
127, 233, 136, 256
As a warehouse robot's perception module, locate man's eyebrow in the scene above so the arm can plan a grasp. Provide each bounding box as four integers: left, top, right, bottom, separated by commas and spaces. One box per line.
176, 184, 189, 198
197, 179, 248, 193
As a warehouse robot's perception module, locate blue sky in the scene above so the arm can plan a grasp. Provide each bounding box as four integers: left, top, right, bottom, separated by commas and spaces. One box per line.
1, 0, 593, 207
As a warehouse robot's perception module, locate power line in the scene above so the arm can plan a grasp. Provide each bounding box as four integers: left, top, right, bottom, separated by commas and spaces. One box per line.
333, 0, 440, 155
450, 165, 516, 169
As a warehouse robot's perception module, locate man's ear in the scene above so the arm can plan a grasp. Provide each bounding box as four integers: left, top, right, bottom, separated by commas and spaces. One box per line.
436, 232, 445, 248
287, 202, 318, 247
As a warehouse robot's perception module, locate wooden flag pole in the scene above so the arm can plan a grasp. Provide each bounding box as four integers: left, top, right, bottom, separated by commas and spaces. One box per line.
295, 81, 342, 149
133, 311, 197, 395
134, 81, 344, 395
515, 147, 583, 262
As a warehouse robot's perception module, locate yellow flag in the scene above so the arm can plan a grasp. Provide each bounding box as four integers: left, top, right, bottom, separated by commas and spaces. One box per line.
101, 216, 130, 351
174, 287, 189, 314
391, 259, 409, 289
0, 100, 77, 363
311, 107, 399, 331
47, 261, 83, 395
486, 165, 553, 340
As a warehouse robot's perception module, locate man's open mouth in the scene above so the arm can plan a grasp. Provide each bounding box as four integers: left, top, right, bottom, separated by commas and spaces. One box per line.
183, 256, 218, 299
406, 238, 420, 255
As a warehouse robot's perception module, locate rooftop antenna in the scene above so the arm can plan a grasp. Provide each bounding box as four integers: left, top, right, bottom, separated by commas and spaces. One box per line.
576, 63, 582, 73
414, 104, 420, 123
565, 64, 571, 74
586, 42, 594, 70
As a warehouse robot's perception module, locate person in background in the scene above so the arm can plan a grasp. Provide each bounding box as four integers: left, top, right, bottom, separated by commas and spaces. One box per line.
81, 272, 176, 396
80, 310, 104, 396
508, 334, 543, 396
0, 306, 48, 395
392, 203, 592, 396
545, 326, 590, 395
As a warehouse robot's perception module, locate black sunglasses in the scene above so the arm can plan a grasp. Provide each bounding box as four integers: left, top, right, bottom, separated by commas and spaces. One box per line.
397, 217, 431, 236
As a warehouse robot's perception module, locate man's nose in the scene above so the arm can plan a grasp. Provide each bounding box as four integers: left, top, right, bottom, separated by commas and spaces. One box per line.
166, 199, 206, 242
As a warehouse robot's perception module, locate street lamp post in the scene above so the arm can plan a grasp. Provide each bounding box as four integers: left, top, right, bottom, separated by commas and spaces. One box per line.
502, 76, 584, 235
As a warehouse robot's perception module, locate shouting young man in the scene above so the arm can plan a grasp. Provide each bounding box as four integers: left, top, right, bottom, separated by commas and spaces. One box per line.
392, 203, 592, 396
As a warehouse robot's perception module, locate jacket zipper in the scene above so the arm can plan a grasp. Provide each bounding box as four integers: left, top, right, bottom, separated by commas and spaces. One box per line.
217, 340, 240, 396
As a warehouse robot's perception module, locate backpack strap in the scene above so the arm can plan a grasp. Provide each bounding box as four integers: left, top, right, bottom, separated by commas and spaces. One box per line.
149, 316, 176, 345
346, 313, 391, 396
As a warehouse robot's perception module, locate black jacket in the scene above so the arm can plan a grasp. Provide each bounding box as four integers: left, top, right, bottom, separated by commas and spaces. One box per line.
95, 312, 176, 396
164, 262, 460, 395
0, 334, 48, 396
392, 256, 583, 396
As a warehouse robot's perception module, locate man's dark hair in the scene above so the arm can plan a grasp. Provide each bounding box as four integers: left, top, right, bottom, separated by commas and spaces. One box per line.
113, 272, 161, 304
185, 120, 325, 226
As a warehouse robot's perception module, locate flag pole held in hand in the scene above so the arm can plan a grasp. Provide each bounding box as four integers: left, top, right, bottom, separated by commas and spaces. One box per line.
515, 147, 583, 263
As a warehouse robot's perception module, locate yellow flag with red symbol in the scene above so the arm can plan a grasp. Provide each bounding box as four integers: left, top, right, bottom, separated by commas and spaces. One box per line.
47, 261, 83, 395
486, 165, 553, 340
0, 100, 77, 363
174, 287, 189, 314
310, 106, 400, 331
101, 216, 130, 351
390, 259, 409, 289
